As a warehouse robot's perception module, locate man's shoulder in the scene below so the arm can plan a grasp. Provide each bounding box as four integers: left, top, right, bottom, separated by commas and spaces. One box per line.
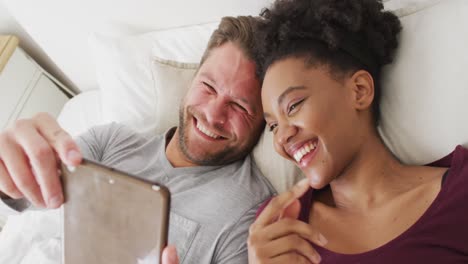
86, 122, 160, 141
216, 155, 276, 210
76, 122, 166, 164
82, 122, 168, 147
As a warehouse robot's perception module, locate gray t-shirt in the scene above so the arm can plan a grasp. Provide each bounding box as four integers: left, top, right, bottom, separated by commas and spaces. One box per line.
75, 123, 276, 263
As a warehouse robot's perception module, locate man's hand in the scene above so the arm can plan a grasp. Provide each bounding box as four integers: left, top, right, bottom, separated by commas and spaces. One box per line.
248, 179, 327, 264
0, 113, 82, 208
162, 246, 179, 264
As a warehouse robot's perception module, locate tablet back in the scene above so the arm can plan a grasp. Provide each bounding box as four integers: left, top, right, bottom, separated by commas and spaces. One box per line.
61, 159, 170, 264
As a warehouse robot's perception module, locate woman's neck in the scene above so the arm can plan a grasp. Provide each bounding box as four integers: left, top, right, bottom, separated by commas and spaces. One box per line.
326, 135, 407, 213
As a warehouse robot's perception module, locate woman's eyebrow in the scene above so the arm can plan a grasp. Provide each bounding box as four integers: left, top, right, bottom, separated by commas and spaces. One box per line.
278, 86, 306, 106
263, 86, 306, 119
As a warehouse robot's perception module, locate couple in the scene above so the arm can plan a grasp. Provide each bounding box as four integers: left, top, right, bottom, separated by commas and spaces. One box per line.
1, 0, 468, 263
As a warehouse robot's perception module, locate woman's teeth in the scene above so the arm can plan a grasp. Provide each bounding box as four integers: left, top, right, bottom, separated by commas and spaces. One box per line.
196, 122, 220, 139
293, 141, 317, 163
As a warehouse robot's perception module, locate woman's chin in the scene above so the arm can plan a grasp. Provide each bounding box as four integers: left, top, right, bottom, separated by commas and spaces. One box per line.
304, 170, 330, 190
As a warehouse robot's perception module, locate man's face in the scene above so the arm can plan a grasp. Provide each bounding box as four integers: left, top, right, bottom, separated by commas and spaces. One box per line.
178, 42, 265, 166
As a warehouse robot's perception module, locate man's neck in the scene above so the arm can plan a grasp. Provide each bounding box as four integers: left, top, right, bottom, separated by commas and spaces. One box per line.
165, 127, 198, 168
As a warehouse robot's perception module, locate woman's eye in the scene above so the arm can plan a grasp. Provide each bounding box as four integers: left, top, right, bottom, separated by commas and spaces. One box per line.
268, 123, 278, 132
287, 99, 304, 115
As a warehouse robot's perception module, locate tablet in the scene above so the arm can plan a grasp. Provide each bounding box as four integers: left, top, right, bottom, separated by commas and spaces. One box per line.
61, 159, 170, 264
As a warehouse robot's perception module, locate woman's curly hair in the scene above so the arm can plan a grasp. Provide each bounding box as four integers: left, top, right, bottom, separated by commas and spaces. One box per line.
256, 0, 402, 124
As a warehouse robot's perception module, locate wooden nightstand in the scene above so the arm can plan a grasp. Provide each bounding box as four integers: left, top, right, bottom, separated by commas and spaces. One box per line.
0, 35, 76, 130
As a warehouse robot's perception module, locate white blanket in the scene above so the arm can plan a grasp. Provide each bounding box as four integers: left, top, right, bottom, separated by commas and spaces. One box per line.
0, 209, 62, 264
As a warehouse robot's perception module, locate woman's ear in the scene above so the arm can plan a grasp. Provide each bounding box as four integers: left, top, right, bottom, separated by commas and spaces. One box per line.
348, 70, 375, 110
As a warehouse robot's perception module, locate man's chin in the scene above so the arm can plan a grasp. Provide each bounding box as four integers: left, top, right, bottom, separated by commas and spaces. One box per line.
184, 150, 228, 165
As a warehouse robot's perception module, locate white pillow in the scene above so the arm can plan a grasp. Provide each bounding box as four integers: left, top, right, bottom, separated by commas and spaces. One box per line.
57, 90, 103, 137
379, 0, 468, 164
89, 23, 302, 193
89, 22, 218, 134
150, 59, 197, 135
384, 0, 444, 15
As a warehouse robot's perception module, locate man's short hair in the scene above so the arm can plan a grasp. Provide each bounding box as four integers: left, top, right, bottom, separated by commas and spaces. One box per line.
200, 16, 260, 77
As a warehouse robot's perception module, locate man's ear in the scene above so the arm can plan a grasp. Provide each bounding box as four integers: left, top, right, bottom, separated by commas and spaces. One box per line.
348, 70, 375, 110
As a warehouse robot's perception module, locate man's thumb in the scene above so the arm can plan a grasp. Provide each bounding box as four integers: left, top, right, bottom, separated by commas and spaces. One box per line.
162, 245, 179, 264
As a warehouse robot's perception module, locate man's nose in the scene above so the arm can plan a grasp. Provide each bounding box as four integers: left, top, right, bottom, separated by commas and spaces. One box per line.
205, 99, 228, 126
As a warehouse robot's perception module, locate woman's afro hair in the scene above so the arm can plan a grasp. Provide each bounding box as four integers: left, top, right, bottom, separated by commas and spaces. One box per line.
256, 0, 402, 77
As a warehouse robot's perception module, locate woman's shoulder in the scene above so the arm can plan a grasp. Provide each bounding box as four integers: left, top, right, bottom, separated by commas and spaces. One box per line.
428, 145, 468, 186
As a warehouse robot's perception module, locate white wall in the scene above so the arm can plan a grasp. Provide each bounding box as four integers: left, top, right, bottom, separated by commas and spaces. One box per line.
0, 2, 75, 92
1, 0, 274, 93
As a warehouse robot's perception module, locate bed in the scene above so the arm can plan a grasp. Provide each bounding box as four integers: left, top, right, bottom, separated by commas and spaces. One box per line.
1, 0, 468, 263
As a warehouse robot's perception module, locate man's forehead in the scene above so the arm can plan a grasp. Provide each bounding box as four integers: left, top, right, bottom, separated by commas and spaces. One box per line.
204, 43, 254, 71
201, 43, 257, 79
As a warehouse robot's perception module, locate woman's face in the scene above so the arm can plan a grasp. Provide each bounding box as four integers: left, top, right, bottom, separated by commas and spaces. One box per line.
262, 57, 368, 189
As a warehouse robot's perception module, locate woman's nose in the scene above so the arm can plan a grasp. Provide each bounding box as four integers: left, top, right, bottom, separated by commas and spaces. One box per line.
276, 123, 297, 145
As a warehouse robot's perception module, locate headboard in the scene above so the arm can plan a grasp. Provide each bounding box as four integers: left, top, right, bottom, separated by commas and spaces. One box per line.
3, 0, 272, 92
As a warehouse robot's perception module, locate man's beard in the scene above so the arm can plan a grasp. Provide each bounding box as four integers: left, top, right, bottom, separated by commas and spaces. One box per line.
177, 105, 249, 166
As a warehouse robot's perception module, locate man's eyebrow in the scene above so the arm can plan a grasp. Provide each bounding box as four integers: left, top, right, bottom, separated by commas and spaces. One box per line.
278, 86, 306, 106
199, 73, 216, 84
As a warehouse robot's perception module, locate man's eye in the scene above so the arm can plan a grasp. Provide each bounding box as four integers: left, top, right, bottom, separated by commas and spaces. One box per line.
233, 103, 248, 113
268, 123, 278, 132
203, 82, 216, 93
287, 99, 304, 115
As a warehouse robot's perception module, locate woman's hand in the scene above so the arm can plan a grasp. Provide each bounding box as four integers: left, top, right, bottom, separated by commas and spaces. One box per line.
248, 179, 327, 264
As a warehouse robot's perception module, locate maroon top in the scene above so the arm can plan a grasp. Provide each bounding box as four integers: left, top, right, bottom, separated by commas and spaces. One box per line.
257, 146, 468, 263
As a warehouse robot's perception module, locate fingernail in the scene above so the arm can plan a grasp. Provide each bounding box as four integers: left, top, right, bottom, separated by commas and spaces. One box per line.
66, 150, 81, 163
312, 254, 322, 263
67, 165, 76, 172
48, 194, 63, 208
318, 233, 328, 245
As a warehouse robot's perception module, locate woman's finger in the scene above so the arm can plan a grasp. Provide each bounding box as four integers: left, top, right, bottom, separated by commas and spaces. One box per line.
269, 252, 314, 264
263, 233, 322, 263
254, 178, 310, 227
261, 218, 328, 246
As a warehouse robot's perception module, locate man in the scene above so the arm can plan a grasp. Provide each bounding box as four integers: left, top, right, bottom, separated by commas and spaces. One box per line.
0, 16, 275, 263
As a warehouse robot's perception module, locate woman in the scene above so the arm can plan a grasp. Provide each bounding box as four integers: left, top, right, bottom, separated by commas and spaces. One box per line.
248, 0, 468, 263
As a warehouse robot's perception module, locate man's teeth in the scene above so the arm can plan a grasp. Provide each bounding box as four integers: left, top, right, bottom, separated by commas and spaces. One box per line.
293, 142, 317, 163
196, 122, 220, 139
